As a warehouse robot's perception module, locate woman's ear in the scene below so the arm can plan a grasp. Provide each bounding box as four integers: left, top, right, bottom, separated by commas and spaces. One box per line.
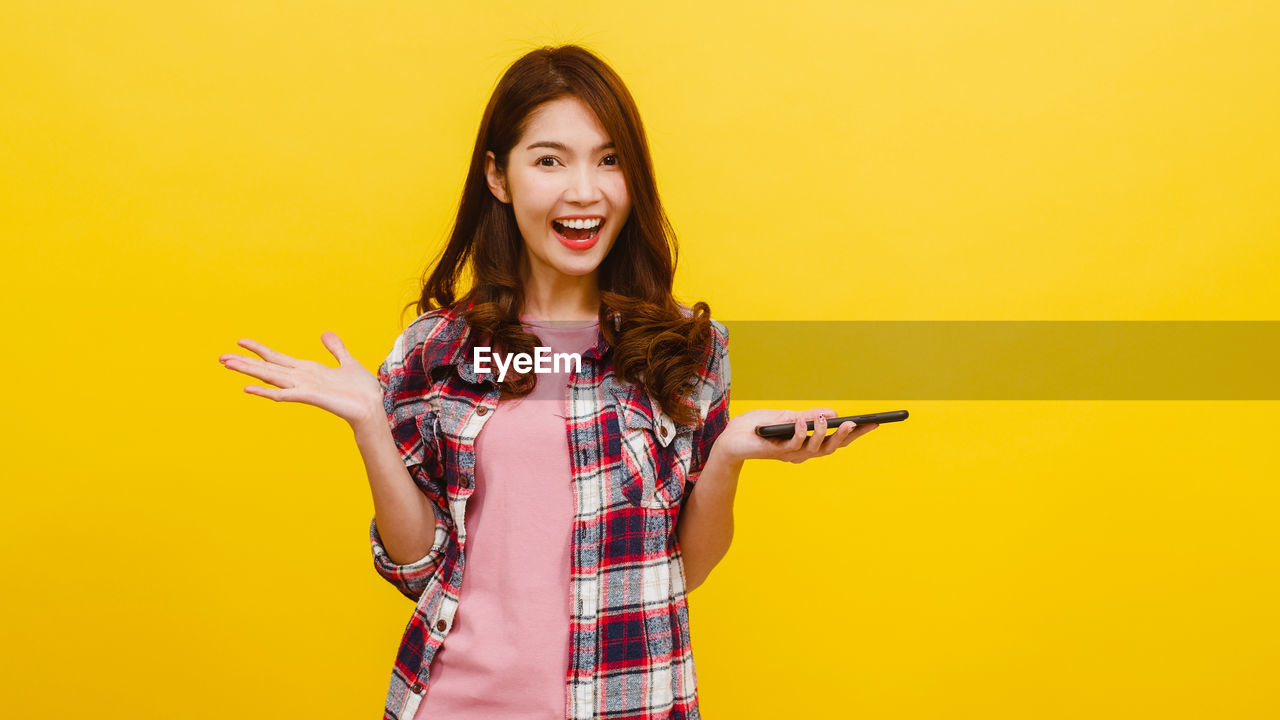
485, 151, 510, 204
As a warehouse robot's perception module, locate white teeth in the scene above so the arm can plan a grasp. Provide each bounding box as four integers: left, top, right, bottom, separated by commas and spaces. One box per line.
556, 218, 602, 230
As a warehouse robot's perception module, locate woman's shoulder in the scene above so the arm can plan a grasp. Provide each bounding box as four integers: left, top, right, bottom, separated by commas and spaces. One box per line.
673, 303, 729, 399
384, 305, 470, 373
399, 304, 467, 344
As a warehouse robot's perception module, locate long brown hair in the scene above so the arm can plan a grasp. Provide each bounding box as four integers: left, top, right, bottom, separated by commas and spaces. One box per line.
404, 44, 713, 426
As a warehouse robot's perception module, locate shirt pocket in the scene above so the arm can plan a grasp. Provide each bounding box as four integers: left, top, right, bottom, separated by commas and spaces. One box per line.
614, 387, 692, 510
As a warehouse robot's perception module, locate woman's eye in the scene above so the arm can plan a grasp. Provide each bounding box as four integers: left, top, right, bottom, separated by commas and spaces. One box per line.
602, 153, 619, 166
536, 156, 559, 167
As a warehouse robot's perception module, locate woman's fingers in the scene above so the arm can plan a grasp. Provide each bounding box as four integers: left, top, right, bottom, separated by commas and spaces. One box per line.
818, 420, 857, 455
244, 384, 291, 401
222, 353, 294, 390
234, 338, 299, 368
838, 423, 878, 448
805, 414, 828, 454
320, 331, 353, 366
786, 415, 807, 451
789, 411, 875, 461
764, 408, 877, 462
220, 335, 379, 419
779, 408, 835, 461
803, 408, 836, 450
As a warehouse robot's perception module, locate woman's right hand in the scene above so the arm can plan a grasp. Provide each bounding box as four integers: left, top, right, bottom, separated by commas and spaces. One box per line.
218, 331, 384, 428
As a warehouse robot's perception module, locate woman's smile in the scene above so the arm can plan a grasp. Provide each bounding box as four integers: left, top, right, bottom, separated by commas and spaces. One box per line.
551, 215, 605, 251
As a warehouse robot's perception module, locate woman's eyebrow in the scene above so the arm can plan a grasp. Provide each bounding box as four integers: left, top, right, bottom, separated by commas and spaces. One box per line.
525, 140, 616, 153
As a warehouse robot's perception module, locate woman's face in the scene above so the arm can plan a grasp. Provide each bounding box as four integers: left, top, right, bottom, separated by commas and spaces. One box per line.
486, 95, 631, 284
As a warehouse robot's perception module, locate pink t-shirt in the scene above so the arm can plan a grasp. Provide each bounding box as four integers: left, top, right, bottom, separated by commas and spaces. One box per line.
415, 315, 599, 720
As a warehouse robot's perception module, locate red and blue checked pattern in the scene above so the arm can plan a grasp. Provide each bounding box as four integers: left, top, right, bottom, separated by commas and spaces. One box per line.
370, 302, 731, 720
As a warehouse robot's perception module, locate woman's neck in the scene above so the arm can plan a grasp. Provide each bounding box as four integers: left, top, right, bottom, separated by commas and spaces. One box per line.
520, 263, 600, 322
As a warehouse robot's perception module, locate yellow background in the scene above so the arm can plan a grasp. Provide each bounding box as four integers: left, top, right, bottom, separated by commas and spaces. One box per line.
3, 1, 1277, 717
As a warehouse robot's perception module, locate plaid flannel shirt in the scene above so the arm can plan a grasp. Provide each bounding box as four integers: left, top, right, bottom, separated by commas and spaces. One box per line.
369, 302, 731, 720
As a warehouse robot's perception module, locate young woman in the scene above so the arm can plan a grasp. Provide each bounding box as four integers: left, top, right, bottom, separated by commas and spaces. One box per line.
219, 45, 878, 720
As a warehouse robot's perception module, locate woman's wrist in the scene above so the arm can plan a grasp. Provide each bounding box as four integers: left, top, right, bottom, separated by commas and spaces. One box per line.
350, 400, 390, 441
707, 440, 747, 471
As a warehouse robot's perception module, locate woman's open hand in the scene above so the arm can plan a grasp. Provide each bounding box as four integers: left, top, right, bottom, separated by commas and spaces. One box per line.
218, 331, 383, 427
711, 408, 878, 465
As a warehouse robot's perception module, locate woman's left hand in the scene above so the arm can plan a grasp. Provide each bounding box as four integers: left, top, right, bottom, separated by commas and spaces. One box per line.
712, 408, 878, 465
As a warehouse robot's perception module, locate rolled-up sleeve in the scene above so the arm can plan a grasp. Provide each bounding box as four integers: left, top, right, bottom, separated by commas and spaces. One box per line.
687, 319, 731, 491
369, 323, 451, 601
369, 478, 449, 601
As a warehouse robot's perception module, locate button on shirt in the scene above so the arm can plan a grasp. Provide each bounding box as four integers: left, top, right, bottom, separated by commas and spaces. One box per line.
369, 302, 731, 720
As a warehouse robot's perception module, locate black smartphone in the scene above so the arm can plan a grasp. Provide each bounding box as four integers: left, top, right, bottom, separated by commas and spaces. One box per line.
754, 410, 909, 438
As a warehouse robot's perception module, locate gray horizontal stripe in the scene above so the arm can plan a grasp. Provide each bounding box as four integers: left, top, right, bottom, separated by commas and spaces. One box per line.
721, 321, 1280, 400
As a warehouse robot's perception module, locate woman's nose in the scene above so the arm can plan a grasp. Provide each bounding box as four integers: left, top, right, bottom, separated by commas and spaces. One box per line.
564, 165, 604, 202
